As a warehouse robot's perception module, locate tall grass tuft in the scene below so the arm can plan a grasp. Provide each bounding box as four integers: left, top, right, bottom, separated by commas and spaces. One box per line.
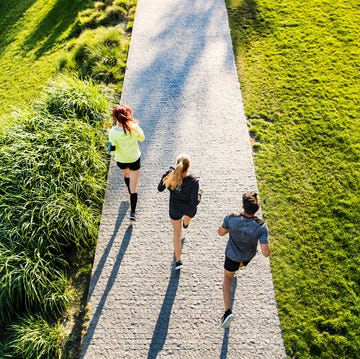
77, 0, 136, 31
0, 75, 114, 330
58, 27, 129, 92
0, 76, 112, 253
37, 75, 112, 125
0, 245, 69, 324
0, 340, 12, 358
8, 316, 64, 359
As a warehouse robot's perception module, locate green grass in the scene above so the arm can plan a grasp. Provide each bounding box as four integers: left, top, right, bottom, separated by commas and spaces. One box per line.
3, 0, 358, 357
57, 27, 130, 93
0, 76, 115, 357
0, 0, 93, 120
0, 1, 135, 356
225, 0, 360, 357
8, 316, 64, 358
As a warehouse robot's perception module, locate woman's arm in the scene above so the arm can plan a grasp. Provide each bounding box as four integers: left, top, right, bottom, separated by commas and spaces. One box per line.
260, 243, 270, 257
158, 170, 172, 192
135, 124, 145, 142
190, 180, 200, 207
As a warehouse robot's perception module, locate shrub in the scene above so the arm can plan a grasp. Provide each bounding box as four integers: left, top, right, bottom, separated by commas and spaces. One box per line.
0, 245, 70, 325
8, 316, 64, 359
37, 75, 112, 125
58, 27, 129, 90
0, 76, 112, 253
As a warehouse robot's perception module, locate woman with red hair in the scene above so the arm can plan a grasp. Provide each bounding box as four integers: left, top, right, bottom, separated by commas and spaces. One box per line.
108, 104, 145, 221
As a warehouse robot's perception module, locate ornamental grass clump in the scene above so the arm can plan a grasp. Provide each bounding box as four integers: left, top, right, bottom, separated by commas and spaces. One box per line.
0, 75, 113, 349
0, 246, 69, 325
0, 76, 112, 254
37, 75, 111, 126
8, 316, 64, 359
58, 27, 129, 91
77, 0, 136, 31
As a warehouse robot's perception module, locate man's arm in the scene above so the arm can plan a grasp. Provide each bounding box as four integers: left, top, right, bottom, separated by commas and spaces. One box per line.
218, 226, 229, 236
260, 243, 270, 257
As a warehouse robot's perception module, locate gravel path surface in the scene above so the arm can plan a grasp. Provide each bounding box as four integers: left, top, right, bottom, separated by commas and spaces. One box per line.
80, 0, 286, 357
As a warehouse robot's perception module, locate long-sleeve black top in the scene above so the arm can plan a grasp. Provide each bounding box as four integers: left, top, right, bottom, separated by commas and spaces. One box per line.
158, 170, 200, 211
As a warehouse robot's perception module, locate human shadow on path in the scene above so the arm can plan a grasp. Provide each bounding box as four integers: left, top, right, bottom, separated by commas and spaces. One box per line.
220, 276, 238, 359
81, 223, 133, 358
147, 253, 183, 358
87, 201, 129, 298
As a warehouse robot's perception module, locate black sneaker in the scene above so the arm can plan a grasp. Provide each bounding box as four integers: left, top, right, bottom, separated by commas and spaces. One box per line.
129, 212, 136, 221
175, 260, 183, 270
221, 309, 234, 328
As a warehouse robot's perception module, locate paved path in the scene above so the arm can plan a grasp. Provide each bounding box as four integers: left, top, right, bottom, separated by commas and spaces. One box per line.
80, 0, 286, 358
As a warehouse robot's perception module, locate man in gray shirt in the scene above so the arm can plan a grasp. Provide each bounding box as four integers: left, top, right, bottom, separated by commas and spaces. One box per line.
218, 192, 270, 328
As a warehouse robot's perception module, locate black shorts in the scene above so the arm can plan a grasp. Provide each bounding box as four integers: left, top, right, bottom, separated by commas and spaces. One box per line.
116, 157, 141, 171
224, 256, 251, 272
169, 206, 197, 221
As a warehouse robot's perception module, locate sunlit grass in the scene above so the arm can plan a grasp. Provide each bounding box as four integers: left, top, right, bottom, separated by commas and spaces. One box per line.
57, 27, 129, 93
0, 0, 92, 119
226, 0, 360, 357
8, 316, 64, 359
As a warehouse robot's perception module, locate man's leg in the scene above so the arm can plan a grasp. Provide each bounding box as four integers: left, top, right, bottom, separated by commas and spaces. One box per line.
223, 269, 236, 311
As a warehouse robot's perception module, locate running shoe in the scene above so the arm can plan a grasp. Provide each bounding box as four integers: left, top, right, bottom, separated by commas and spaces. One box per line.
221, 309, 234, 328
175, 260, 183, 270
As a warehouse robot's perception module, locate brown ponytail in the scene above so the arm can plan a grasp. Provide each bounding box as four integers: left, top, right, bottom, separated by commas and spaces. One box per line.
163, 154, 191, 190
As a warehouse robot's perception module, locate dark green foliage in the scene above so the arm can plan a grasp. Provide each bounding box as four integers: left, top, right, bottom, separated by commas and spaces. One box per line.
0, 1, 132, 357
0, 246, 69, 324
37, 75, 111, 125
0, 75, 114, 356
0, 78, 111, 255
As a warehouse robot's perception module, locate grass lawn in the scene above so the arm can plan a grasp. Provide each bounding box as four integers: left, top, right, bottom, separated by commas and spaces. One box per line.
0, 0, 92, 120
225, 0, 360, 357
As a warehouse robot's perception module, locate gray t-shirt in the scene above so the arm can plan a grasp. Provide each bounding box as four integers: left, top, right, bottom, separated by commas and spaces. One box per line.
222, 214, 269, 263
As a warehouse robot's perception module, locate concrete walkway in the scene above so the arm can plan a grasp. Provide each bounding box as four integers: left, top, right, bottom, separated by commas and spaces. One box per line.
80, 0, 286, 358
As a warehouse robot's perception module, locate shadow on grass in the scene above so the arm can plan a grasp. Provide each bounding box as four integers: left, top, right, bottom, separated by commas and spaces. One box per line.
0, 0, 38, 49
20, 0, 93, 59
225, 0, 271, 54
220, 276, 237, 359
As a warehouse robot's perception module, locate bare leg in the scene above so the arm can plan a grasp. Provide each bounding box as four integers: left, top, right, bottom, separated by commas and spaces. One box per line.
223, 269, 236, 311
171, 219, 182, 261
182, 215, 192, 227
129, 169, 140, 193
